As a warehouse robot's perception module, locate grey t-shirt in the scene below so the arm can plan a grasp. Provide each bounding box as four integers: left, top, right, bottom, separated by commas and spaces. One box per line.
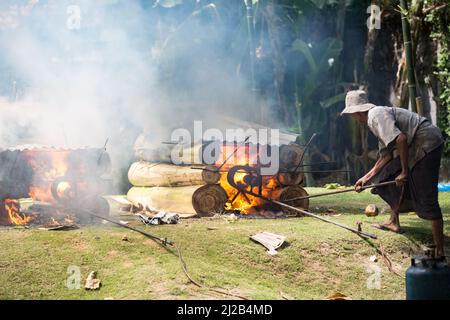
367, 106, 444, 169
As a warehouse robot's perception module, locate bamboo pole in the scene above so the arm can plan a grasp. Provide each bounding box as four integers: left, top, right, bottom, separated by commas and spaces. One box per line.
244, 0, 257, 120
399, 0, 417, 113
244, 0, 256, 90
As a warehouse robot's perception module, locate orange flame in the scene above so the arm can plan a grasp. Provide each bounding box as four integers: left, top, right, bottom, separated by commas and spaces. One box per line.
56, 181, 72, 198
4, 199, 31, 225
29, 186, 53, 202
22, 149, 70, 202
216, 144, 280, 214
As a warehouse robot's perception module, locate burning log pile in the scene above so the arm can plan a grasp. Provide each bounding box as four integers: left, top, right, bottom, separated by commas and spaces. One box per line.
211, 143, 310, 217
0, 146, 112, 226
126, 141, 310, 218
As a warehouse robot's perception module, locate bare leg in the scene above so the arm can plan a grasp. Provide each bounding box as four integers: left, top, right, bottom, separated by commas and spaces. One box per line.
380, 209, 401, 233
431, 218, 444, 257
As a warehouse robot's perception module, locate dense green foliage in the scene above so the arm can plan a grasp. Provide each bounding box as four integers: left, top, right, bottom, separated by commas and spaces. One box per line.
1, 0, 448, 181
427, 3, 450, 158
134, 0, 450, 179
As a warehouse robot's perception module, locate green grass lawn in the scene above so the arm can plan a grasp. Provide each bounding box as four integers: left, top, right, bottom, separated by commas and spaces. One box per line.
1, 188, 449, 300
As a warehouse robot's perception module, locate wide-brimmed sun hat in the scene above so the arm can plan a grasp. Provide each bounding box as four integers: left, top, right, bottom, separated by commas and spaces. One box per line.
341, 90, 376, 115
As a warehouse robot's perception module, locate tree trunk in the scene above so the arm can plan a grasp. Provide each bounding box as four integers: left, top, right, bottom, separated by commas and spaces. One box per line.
269, 185, 309, 215
279, 143, 305, 169
329, 0, 347, 163
128, 162, 204, 187
126, 186, 202, 217
192, 184, 228, 217
277, 171, 304, 186
265, 0, 289, 124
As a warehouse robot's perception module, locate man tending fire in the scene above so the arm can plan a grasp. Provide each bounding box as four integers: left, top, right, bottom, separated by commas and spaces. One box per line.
341, 90, 445, 257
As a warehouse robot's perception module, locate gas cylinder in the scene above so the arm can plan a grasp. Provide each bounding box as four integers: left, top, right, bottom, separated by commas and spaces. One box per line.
406, 248, 450, 300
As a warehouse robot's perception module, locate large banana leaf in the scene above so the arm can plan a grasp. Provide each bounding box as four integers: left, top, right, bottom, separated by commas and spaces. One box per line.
292, 39, 317, 73
291, 36, 344, 138
292, 37, 343, 104
320, 92, 346, 109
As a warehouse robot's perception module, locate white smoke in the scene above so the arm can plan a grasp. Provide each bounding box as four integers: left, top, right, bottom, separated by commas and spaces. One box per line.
0, 0, 261, 191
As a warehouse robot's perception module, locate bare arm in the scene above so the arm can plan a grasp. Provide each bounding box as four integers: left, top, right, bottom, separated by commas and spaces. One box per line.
355, 152, 392, 192
364, 153, 393, 182
355, 133, 409, 191
394, 133, 409, 186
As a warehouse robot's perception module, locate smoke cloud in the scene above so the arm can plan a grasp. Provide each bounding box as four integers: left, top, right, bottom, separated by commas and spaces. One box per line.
0, 0, 261, 190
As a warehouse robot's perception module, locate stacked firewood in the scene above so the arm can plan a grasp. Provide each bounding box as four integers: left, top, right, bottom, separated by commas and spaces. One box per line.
126, 163, 220, 218
126, 143, 225, 218
126, 140, 310, 218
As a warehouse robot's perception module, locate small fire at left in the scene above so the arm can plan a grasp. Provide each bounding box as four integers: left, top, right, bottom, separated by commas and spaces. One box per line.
0, 145, 112, 227
1, 199, 32, 226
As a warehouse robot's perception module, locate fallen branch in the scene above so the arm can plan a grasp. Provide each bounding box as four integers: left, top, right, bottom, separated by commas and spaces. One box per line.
361, 237, 402, 277
378, 242, 401, 276
84, 209, 248, 300
175, 245, 248, 300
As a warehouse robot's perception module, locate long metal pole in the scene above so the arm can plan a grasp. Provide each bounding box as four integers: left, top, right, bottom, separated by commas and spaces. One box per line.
400, 0, 417, 113
217, 136, 250, 170
283, 180, 397, 202
292, 133, 317, 174
192, 167, 349, 174
227, 181, 380, 239
272, 200, 378, 239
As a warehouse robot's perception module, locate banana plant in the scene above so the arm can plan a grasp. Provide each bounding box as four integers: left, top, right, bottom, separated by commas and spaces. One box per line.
291, 37, 344, 138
